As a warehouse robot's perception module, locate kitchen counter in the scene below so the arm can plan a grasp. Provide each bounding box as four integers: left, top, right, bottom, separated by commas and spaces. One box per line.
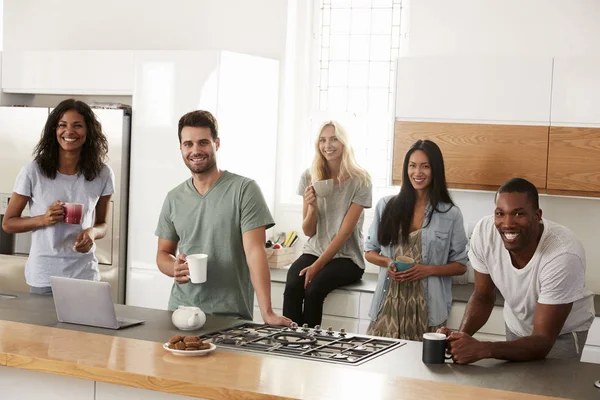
0, 290, 599, 399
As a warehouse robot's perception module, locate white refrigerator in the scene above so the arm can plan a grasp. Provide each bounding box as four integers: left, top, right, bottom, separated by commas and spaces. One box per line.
0, 106, 130, 303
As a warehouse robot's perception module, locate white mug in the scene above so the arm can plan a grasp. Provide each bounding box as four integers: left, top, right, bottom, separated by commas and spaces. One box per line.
186, 254, 208, 284
312, 179, 334, 197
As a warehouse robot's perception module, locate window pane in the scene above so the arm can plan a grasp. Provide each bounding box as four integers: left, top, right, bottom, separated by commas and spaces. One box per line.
328, 61, 349, 86
348, 62, 370, 87
372, 0, 393, 7
349, 35, 371, 61
319, 91, 328, 111
351, 9, 372, 35
352, 0, 373, 7
368, 87, 390, 112
370, 35, 391, 61
369, 62, 391, 87
371, 9, 392, 34
329, 35, 350, 60
330, 9, 351, 34
348, 87, 369, 112
331, 0, 352, 7
320, 68, 329, 89
328, 87, 348, 111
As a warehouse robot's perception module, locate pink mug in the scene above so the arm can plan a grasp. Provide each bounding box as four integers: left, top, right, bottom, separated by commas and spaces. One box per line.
63, 203, 84, 224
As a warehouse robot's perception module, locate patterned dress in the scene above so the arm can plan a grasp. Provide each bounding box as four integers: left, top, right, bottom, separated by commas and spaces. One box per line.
367, 229, 431, 341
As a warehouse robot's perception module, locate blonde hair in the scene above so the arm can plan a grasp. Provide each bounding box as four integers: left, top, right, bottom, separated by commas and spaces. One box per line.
309, 121, 370, 186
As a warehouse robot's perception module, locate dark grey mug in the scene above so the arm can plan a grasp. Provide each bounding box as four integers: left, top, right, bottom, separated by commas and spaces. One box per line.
422, 332, 452, 364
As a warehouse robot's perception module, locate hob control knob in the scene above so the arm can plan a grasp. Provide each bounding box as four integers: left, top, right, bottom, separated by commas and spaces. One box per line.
314, 325, 322, 333
290, 322, 298, 330
302, 323, 309, 332
340, 328, 346, 336
327, 326, 334, 335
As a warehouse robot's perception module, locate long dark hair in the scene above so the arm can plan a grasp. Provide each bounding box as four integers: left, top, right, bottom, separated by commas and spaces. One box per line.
33, 99, 108, 181
378, 139, 454, 246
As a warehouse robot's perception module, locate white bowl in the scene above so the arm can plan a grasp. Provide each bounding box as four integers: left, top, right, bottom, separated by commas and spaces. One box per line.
163, 342, 216, 357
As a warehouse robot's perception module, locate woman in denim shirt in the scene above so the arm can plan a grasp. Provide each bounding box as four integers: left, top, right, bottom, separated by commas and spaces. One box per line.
365, 140, 468, 340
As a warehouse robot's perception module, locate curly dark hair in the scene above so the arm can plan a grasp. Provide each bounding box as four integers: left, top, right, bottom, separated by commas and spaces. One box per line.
33, 99, 108, 181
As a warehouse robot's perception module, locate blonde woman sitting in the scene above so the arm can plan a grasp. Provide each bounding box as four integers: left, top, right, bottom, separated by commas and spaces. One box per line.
283, 121, 372, 327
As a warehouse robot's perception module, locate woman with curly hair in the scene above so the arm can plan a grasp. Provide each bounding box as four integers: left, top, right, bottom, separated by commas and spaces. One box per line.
2, 99, 115, 295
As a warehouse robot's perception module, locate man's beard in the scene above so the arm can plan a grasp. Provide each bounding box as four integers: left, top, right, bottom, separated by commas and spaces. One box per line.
185, 155, 216, 174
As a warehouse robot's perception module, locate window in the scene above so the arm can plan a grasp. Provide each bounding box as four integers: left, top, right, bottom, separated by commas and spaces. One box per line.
308, 0, 403, 203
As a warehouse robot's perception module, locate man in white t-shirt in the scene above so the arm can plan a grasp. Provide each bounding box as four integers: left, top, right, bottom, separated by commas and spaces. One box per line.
440, 178, 594, 363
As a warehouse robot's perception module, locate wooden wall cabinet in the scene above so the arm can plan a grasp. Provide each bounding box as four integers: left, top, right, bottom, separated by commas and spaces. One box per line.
547, 127, 600, 196
392, 121, 549, 191
394, 56, 600, 197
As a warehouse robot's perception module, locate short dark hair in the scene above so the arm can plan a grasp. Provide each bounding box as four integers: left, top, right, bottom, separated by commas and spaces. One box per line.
177, 110, 218, 142
496, 178, 540, 210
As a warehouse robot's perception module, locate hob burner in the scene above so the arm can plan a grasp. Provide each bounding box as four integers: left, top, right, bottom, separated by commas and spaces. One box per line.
272, 332, 317, 346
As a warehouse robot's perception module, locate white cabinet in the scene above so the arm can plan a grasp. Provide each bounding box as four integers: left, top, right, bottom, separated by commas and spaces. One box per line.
395, 56, 553, 124
581, 317, 600, 364
126, 268, 173, 310
127, 51, 279, 304
1, 50, 135, 95
96, 382, 200, 400
446, 301, 505, 341
0, 366, 95, 400
0, 107, 49, 193
551, 57, 600, 127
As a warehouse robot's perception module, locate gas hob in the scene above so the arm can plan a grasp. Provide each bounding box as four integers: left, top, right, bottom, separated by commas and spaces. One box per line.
199, 322, 405, 366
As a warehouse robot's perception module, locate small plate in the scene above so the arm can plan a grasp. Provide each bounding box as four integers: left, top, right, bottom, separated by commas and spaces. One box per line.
163, 342, 216, 357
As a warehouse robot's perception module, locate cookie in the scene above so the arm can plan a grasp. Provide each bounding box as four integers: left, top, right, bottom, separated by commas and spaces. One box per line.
183, 335, 201, 343
169, 335, 184, 344
174, 341, 187, 350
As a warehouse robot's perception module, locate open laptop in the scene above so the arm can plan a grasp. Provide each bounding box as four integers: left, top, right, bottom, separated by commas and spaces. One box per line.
50, 276, 144, 330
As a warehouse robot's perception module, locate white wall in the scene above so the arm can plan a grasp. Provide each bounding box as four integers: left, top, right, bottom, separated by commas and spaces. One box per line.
404, 0, 600, 57
0, 0, 3, 50
2, 0, 287, 60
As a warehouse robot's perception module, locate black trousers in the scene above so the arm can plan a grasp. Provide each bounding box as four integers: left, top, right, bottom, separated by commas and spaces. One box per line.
282, 254, 364, 327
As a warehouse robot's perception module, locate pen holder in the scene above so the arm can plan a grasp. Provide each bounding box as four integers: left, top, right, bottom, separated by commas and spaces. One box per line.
265, 247, 296, 269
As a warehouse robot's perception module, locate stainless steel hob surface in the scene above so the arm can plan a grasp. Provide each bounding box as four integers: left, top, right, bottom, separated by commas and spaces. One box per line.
198, 322, 405, 366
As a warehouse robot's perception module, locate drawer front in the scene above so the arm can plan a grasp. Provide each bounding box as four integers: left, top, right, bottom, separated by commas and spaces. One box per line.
321, 315, 359, 333
323, 291, 360, 319
359, 292, 374, 320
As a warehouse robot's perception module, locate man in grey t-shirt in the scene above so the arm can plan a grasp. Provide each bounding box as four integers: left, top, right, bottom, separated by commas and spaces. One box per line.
155, 110, 291, 325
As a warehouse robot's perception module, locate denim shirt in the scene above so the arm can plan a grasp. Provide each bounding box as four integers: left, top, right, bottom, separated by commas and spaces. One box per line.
365, 196, 468, 326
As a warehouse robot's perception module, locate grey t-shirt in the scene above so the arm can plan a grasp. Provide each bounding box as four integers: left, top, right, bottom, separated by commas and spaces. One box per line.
297, 170, 372, 269
13, 161, 115, 287
155, 171, 275, 320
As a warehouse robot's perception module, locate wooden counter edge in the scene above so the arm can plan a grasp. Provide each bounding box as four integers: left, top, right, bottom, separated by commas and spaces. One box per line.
5, 353, 291, 400
3, 352, 564, 400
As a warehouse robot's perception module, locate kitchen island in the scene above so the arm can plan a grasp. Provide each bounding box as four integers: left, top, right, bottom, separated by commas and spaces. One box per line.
0, 290, 598, 399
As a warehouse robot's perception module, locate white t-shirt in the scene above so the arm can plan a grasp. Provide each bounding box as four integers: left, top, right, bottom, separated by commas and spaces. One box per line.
13, 161, 115, 288
469, 215, 594, 337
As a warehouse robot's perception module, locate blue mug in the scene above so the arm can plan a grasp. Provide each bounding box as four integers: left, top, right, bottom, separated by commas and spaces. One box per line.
393, 256, 415, 272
